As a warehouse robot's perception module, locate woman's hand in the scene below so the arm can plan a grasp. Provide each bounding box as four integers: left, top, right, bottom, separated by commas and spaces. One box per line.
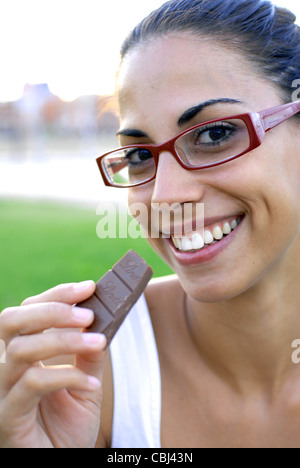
0, 281, 107, 448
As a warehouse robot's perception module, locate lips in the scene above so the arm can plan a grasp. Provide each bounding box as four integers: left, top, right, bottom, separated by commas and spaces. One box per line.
166, 214, 245, 266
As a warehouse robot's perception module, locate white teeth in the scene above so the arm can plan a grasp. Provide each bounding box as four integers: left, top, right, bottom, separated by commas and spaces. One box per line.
191, 232, 204, 250
223, 222, 231, 235
177, 238, 183, 250
212, 226, 223, 240
231, 219, 238, 230
182, 237, 193, 251
171, 216, 243, 251
172, 237, 179, 248
204, 230, 214, 244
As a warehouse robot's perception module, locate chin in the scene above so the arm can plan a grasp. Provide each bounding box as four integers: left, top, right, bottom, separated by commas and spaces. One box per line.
179, 274, 255, 304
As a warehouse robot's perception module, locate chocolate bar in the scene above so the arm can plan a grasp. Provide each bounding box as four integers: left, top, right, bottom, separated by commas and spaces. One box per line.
77, 250, 153, 343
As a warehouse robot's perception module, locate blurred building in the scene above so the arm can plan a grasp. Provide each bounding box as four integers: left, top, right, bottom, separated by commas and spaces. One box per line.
0, 83, 120, 144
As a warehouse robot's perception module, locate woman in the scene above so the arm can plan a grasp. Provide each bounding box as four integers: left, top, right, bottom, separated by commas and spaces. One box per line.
1, 0, 300, 448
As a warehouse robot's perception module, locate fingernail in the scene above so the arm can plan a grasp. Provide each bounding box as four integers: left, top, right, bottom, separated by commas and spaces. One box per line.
87, 376, 101, 389
82, 333, 106, 346
73, 280, 94, 293
73, 307, 94, 321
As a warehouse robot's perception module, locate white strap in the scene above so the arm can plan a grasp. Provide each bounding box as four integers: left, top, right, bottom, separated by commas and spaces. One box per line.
110, 295, 161, 448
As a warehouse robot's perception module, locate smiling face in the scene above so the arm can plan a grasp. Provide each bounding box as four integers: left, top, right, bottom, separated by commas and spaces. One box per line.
117, 34, 300, 302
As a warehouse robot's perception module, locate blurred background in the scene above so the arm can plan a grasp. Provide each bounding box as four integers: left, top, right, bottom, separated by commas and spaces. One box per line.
0, 0, 299, 309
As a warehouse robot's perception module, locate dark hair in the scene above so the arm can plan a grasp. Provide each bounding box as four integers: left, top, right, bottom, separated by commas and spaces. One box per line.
120, 0, 300, 109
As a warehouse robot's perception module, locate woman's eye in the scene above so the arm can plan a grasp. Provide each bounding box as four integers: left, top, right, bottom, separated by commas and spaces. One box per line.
125, 148, 153, 165
195, 125, 236, 145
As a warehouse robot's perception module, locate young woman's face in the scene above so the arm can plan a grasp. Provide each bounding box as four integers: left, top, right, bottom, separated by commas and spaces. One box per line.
117, 34, 300, 302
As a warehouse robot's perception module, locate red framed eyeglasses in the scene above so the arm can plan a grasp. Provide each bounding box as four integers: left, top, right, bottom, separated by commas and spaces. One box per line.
96, 100, 300, 188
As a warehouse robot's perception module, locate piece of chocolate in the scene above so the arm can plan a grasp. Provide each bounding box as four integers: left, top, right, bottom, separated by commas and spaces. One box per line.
77, 250, 153, 343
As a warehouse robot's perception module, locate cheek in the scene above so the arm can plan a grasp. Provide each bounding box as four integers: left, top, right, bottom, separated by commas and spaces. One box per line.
128, 185, 153, 210
262, 132, 300, 236
127, 185, 153, 233
127, 185, 174, 263
233, 135, 300, 265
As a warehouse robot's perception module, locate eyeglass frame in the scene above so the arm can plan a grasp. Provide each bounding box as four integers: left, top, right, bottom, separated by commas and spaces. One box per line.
96, 100, 300, 188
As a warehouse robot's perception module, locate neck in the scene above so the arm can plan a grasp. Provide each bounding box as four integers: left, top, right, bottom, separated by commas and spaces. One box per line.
185, 246, 300, 397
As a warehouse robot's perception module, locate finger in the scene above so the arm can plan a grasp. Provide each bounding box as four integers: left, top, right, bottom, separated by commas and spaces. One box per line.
75, 334, 108, 383
21, 280, 96, 307
2, 366, 101, 419
3, 331, 106, 389
6, 331, 106, 367
0, 303, 94, 342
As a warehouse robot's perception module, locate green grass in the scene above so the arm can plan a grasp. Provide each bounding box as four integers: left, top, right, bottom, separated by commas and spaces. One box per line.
0, 199, 173, 310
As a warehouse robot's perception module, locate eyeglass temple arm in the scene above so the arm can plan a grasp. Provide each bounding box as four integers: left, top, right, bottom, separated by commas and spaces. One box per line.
259, 100, 300, 132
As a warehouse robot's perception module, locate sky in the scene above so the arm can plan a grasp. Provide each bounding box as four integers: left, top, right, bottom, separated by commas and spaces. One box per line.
0, 0, 299, 102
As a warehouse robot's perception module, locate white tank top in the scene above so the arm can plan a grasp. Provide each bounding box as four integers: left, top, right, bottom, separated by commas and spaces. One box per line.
110, 295, 162, 448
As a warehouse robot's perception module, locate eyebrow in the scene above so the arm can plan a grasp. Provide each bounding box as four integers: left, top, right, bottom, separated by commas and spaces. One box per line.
116, 98, 243, 138
116, 128, 148, 138
177, 98, 243, 127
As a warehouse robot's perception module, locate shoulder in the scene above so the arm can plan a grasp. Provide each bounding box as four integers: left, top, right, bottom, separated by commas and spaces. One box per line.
145, 274, 182, 311
144, 274, 184, 327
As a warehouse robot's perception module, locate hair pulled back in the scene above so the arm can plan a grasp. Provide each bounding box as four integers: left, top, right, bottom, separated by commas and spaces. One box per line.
121, 0, 300, 107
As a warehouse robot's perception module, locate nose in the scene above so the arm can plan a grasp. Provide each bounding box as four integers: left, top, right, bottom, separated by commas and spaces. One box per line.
151, 150, 205, 206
